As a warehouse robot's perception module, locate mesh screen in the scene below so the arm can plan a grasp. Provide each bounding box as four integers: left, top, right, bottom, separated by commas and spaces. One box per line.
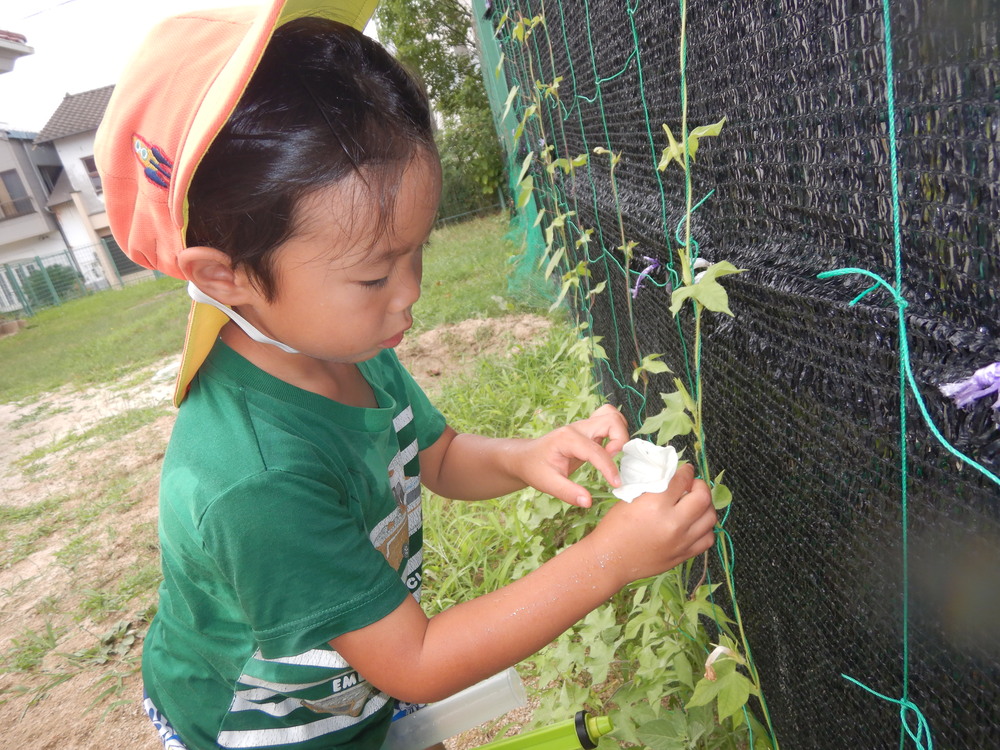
475, 0, 1000, 747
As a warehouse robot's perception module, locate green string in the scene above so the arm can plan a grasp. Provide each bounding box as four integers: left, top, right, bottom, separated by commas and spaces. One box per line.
815, 1, 994, 746
817, 268, 1000, 489
841, 675, 934, 750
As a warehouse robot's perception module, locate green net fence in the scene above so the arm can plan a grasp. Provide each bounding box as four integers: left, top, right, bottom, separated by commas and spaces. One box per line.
472, 0, 999, 748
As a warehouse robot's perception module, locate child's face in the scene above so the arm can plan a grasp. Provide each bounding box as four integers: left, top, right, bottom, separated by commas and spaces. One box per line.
233, 154, 441, 365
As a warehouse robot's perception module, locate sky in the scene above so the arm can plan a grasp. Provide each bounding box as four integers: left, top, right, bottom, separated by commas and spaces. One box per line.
0, 0, 377, 133
0, 0, 230, 132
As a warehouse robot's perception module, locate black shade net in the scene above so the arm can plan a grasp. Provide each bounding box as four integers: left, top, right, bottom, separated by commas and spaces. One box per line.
474, 0, 1000, 747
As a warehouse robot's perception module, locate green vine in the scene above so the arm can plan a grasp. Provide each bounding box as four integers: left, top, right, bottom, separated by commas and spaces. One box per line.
501, 8, 779, 750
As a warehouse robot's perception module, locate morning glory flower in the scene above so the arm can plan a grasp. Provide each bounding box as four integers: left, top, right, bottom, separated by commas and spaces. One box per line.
632, 256, 661, 299
939, 362, 1000, 410
692, 256, 711, 283
612, 438, 679, 502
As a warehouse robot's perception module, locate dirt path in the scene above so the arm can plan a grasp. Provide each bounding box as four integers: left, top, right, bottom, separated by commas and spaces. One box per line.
0, 315, 548, 750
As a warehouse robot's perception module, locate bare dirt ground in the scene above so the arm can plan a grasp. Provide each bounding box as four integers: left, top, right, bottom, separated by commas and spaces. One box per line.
0, 314, 549, 750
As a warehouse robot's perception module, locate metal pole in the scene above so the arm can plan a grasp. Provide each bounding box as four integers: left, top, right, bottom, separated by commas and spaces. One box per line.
35, 255, 62, 306
5, 264, 33, 316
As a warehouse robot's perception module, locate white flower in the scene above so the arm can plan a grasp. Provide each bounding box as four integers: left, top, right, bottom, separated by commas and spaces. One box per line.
612, 438, 679, 502
692, 257, 711, 284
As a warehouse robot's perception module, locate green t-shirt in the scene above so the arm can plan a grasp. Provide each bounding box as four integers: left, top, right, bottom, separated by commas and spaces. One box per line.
143, 342, 446, 749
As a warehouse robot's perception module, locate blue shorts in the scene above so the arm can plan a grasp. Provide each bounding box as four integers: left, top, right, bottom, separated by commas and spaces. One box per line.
143, 691, 188, 750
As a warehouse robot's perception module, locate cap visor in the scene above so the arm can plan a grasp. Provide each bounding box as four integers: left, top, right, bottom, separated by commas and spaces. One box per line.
174, 300, 230, 407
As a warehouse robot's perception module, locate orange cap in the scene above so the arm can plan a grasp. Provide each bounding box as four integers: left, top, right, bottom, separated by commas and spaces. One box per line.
94, 0, 378, 406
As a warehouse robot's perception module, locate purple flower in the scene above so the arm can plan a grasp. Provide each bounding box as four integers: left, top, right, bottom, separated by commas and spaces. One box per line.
939, 362, 1000, 410
632, 256, 661, 299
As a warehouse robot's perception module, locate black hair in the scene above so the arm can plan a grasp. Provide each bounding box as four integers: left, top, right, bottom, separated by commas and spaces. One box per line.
185, 17, 437, 300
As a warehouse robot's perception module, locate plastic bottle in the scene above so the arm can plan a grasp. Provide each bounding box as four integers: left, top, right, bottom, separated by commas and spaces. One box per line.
478, 711, 613, 750
381, 667, 528, 750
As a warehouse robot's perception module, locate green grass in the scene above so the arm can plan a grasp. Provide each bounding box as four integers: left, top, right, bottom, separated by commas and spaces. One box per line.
0, 276, 190, 404
416, 212, 541, 330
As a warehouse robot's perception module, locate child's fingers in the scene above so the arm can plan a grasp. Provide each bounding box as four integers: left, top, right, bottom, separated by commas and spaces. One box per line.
539, 474, 592, 508
579, 405, 629, 454
565, 431, 622, 487
661, 462, 696, 501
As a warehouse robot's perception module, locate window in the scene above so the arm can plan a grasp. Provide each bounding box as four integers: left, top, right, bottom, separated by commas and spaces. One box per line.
82, 156, 102, 195
102, 235, 146, 277
0, 169, 33, 220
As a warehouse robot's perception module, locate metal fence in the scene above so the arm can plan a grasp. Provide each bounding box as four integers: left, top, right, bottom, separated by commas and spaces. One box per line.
0, 238, 156, 317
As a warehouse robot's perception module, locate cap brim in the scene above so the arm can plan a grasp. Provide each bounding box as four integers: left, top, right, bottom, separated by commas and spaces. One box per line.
174, 300, 231, 407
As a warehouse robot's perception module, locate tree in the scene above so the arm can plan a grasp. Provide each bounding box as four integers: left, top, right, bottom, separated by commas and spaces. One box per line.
377, 0, 505, 217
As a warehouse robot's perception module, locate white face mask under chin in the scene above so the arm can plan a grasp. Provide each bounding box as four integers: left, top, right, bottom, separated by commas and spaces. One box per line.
187, 281, 301, 355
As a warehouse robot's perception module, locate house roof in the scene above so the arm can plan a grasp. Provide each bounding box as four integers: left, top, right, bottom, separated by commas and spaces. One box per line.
2, 129, 38, 141
0, 30, 28, 45
34, 85, 114, 144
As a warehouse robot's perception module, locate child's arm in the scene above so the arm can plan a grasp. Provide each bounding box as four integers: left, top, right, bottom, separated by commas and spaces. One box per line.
330, 463, 715, 703
420, 403, 629, 508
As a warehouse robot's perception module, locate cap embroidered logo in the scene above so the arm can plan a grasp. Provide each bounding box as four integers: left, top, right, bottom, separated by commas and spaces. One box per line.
132, 134, 173, 189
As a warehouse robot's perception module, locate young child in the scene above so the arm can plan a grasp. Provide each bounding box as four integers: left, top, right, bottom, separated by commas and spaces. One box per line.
94, 2, 716, 748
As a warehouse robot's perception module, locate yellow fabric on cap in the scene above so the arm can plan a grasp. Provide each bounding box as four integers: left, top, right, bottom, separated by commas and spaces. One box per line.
175, 302, 231, 408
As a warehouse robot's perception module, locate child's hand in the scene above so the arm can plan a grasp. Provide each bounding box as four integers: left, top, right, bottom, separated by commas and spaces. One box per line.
587, 463, 716, 584
508, 404, 629, 508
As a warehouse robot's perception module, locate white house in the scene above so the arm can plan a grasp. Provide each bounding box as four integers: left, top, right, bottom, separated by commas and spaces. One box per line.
34, 85, 150, 291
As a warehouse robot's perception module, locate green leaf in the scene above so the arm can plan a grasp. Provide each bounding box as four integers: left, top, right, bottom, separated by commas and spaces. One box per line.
670, 278, 733, 316
673, 650, 695, 689
698, 260, 745, 283
711, 481, 732, 510
590, 339, 608, 361
632, 353, 671, 382
517, 151, 534, 184
514, 105, 536, 141
494, 52, 506, 80
686, 116, 727, 161
516, 175, 534, 209
543, 246, 565, 280
669, 284, 696, 316
658, 124, 685, 171
637, 394, 695, 445
501, 85, 518, 121
690, 278, 734, 315
636, 716, 688, 750
715, 670, 753, 720
672, 377, 697, 414
587, 280, 607, 299
686, 672, 723, 709
572, 153, 589, 167
659, 117, 727, 170
547, 158, 570, 175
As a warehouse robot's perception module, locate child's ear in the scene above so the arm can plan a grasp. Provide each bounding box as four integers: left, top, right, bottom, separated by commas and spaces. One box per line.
177, 246, 256, 306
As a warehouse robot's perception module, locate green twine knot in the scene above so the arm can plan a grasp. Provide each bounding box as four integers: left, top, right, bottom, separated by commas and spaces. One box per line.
841, 674, 934, 750
817, 267, 1000, 488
